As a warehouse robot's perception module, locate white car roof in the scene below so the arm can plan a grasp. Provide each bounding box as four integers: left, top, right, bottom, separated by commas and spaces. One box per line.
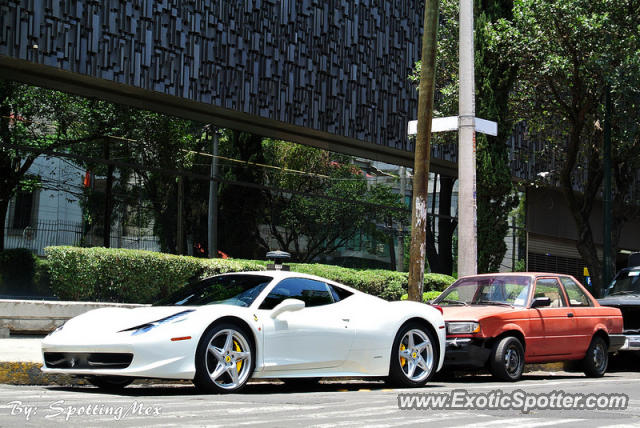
219, 269, 363, 296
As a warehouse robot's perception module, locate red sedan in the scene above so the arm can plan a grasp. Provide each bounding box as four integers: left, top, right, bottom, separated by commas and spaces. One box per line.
432, 273, 624, 381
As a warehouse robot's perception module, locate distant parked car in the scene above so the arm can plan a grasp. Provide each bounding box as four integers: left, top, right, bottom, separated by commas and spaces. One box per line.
41, 270, 446, 393
598, 253, 640, 353
432, 273, 624, 381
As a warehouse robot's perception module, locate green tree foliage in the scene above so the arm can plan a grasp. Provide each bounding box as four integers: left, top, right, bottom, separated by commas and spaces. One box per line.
0, 80, 118, 250
258, 139, 405, 263
410, 0, 518, 273
487, 0, 640, 295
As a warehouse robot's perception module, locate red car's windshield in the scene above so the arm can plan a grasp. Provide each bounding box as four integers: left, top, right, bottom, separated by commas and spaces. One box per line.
435, 276, 532, 307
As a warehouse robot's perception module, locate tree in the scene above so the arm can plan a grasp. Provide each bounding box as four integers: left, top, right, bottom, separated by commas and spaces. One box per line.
125, 111, 201, 254
488, 0, 640, 296
0, 80, 113, 250
257, 140, 404, 263
410, 0, 518, 274
474, 0, 520, 273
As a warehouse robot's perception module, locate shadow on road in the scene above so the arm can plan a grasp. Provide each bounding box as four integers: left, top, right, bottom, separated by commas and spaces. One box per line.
42, 368, 609, 397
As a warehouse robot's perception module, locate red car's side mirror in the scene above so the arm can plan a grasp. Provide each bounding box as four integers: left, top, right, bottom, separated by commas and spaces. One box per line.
531, 296, 552, 308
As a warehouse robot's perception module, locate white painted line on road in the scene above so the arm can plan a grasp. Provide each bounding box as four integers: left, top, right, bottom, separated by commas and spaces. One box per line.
311, 412, 488, 428
432, 377, 639, 392
447, 418, 584, 428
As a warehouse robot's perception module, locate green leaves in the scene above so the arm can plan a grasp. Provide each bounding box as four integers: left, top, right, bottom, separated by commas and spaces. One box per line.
43, 246, 455, 303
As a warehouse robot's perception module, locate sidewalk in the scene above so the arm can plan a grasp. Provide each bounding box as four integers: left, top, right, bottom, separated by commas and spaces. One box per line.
0, 337, 87, 386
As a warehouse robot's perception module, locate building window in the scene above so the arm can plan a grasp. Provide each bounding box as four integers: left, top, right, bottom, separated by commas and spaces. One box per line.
10, 191, 37, 230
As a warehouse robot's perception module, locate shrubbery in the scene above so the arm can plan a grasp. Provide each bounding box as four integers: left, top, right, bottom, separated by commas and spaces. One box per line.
0, 248, 51, 297
45, 247, 264, 303
44, 246, 456, 304
401, 290, 444, 303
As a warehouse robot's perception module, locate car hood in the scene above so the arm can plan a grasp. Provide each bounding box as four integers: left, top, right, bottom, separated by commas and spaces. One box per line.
598, 294, 640, 307
60, 305, 213, 334
441, 305, 519, 321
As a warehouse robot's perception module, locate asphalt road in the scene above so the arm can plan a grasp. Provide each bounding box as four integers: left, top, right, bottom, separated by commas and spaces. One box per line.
1, 370, 639, 427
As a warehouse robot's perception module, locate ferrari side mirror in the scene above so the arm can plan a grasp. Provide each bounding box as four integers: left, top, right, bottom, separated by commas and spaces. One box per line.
271, 298, 305, 318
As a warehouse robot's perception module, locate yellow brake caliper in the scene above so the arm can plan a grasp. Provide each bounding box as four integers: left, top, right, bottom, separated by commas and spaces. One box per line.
400, 343, 406, 367
234, 340, 243, 372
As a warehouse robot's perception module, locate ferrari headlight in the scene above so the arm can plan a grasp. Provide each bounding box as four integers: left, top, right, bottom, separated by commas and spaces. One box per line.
120, 310, 195, 336
446, 321, 480, 335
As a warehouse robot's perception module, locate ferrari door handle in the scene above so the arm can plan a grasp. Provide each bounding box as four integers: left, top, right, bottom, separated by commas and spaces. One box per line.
567, 313, 574, 318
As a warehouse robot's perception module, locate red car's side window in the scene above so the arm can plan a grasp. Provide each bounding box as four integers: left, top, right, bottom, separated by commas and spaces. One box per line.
560, 277, 593, 307
533, 278, 567, 307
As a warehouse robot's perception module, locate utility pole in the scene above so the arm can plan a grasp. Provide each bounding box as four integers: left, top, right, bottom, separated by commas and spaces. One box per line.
177, 175, 184, 255
602, 82, 612, 291
407, 0, 439, 302
407, 0, 497, 280
208, 130, 219, 259
396, 166, 407, 271
457, 0, 477, 277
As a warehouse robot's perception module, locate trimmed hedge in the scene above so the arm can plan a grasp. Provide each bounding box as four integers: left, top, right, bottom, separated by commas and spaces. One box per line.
0, 248, 51, 297
44, 246, 456, 304
45, 247, 264, 303
401, 290, 443, 303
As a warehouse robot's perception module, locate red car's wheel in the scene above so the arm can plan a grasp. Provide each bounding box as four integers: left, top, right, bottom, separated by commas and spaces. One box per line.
489, 336, 524, 381
582, 336, 608, 377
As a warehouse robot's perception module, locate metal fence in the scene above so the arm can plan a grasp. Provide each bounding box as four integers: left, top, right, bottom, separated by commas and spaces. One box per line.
3, 221, 161, 256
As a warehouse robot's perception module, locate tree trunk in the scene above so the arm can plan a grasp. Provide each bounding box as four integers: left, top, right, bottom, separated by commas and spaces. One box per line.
438, 175, 455, 275
408, 0, 439, 301
103, 141, 114, 248
0, 196, 9, 251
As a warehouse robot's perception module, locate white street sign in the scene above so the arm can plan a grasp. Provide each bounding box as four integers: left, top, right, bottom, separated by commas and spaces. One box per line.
407, 116, 497, 136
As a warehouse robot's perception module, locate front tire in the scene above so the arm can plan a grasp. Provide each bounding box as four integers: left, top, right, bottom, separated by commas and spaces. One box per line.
582, 336, 608, 378
193, 323, 255, 393
88, 376, 133, 391
489, 336, 524, 381
388, 322, 439, 387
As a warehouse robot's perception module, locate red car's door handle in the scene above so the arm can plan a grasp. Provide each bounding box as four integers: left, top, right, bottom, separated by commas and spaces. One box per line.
567, 313, 574, 318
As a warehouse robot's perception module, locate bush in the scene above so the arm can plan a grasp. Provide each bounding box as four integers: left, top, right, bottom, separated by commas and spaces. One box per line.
287, 264, 409, 301
45, 246, 264, 303
401, 290, 443, 303
0, 248, 48, 296
0, 248, 36, 284
44, 246, 456, 303
423, 273, 457, 292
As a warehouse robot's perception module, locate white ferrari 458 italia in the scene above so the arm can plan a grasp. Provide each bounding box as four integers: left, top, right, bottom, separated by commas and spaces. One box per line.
42, 270, 446, 393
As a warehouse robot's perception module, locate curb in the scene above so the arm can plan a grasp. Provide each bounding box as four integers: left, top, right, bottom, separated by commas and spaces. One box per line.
0, 362, 89, 386
525, 362, 565, 372
0, 361, 567, 386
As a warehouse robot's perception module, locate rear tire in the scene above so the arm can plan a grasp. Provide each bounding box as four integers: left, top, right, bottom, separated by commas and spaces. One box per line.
582, 336, 608, 377
88, 376, 133, 391
388, 322, 439, 387
489, 336, 524, 381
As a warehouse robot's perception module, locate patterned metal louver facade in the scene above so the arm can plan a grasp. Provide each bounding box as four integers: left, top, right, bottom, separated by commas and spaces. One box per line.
0, 0, 433, 166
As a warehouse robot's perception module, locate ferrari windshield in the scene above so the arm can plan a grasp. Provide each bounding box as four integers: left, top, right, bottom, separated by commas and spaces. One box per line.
434, 276, 532, 307
154, 274, 273, 307
603, 270, 640, 296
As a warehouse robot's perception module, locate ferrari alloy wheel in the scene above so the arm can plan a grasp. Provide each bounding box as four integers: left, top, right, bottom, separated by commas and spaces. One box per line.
194, 323, 255, 393
582, 336, 608, 378
388, 322, 438, 387
489, 336, 524, 381
87, 376, 134, 391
